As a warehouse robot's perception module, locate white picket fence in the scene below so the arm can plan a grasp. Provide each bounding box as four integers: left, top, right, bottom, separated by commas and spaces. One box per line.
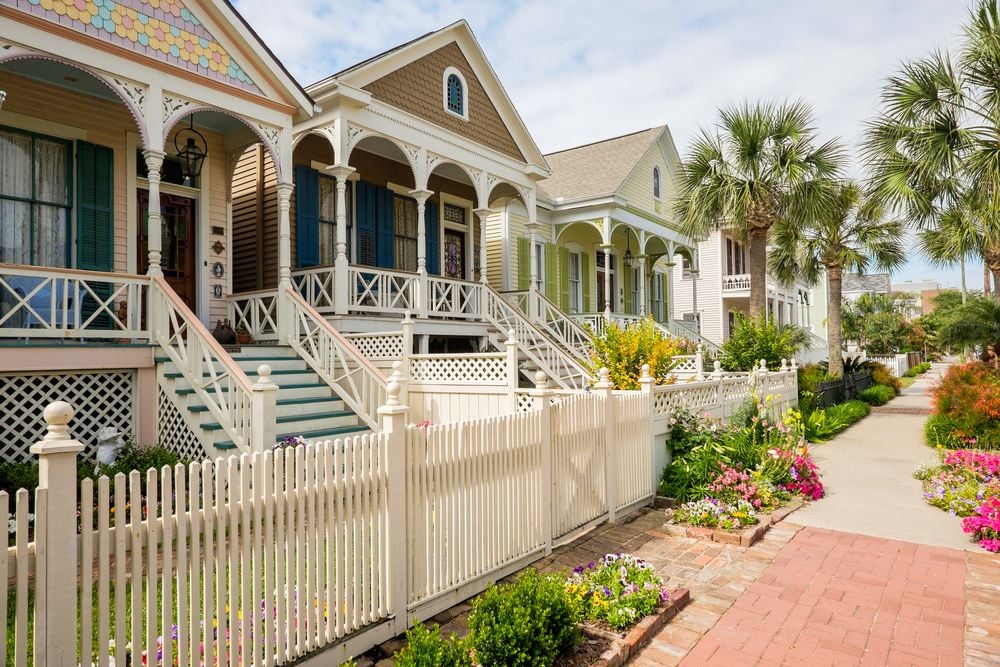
6, 369, 657, 666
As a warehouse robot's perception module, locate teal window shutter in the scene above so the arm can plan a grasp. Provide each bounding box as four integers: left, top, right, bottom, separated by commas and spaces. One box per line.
356, 181, 376, 266
376, 185, 395, 269
76, 141, 114, 272
425, 200, 439, 274
295, 165, 319, 267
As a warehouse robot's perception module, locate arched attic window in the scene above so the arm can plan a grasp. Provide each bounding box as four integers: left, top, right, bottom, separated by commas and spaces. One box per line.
653, 166, 661, 199
443, 67, 468, 119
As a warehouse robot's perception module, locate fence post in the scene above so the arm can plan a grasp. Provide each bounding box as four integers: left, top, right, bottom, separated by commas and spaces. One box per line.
695, 345, 705, 381
379, 375, 410, 634
531, 371, 554, 554
251, 364, 278, 452
596, 367, 617, 522
638, 364, 657, 501
401, 311, 414, 378
505, 329, 519, 397
31, 401, 84, 667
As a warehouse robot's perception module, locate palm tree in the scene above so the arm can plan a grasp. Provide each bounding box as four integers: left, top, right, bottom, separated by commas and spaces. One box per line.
673, 100, 844, 316
770, 182, 905, 376
863, 0, 1000, 296
918, 197, 1000, 303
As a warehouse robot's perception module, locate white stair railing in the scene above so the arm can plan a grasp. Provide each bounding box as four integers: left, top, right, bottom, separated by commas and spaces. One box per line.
660, 319, 722, 356
285, 288, 387, 429
482, 285, 593, 390
150, 276, 262, 452
503, 290, 594, 363
228, 289, 280, 342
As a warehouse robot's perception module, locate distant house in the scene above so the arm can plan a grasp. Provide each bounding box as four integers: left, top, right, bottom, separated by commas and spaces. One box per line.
842, 273, 891, 301
891, 279, 940, 319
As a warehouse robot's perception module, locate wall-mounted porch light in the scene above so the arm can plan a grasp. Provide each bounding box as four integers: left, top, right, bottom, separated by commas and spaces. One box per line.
174, 116, 208, 186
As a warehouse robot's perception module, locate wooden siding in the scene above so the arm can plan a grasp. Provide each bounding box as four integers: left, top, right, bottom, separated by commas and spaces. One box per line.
617, 137, 677, 224
672, 233, 724, 343
363, 42, 526, 162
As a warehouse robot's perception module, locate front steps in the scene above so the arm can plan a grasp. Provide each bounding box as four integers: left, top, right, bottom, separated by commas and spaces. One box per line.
157, 345, 369, 458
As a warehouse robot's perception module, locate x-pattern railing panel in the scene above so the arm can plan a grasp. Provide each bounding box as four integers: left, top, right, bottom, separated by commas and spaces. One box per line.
0, 265, 149, 339
228, 290, 279, 342
427, 277, 481, 319
292, 267, 337, 312
349, 267, 418, 314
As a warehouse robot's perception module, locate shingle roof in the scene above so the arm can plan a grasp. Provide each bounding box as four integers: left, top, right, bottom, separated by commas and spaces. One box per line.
843, 273, 891, 294
538, 126, 665, 201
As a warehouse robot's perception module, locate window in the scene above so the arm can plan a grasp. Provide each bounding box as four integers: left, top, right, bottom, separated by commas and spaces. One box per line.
681, 256, 692, 279
726, 237, 745, 275
444, 67, 467, 118
631, 266, 640, 314
316, 175, 352, 264
568, 251, 582, 313
0, 127, 72, 267
651, 273, 663, 320
728, 311, 736, 339
653, 166, 661, 199
394, 194, 418, 272
534, 241, 545, 285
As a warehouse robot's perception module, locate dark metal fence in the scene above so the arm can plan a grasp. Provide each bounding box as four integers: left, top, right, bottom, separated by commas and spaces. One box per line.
811, 371, 873, 408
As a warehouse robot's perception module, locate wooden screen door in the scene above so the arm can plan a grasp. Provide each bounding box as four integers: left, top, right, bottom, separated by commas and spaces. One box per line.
138, 190, 197, 311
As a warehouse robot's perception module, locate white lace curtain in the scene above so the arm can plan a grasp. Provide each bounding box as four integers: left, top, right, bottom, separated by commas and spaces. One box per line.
0, 129, 69, 267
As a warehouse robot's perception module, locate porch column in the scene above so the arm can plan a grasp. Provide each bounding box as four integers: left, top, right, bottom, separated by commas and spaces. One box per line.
602, 244, 613, 319
664, 262, 676, 323
142, 150, 165, 276
329, 166, 355, 315
638, 255, 647, 317
690, 268, 700, 332
474, 208, 491, 285
276, 182, 293, 290
410, 189, 432, 319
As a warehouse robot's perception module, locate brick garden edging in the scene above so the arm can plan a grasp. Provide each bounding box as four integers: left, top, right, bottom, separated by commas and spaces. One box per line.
660, 497, 803, 547
582, 588, 691, 667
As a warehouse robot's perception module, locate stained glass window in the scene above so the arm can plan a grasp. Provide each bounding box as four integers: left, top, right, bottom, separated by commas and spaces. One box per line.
446, 73, 464, 115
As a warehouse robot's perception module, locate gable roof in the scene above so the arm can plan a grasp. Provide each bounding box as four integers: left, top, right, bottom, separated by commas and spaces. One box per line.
308, 20, 548, 170
539, 126, 665, 202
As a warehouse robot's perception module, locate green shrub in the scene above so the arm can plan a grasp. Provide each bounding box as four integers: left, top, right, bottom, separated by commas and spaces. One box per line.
924, 413, 963, 448
0, 462, 39, 496
394, 622, 471, 667
721, 315, 808, 372
825, 400, 870, 426
799, 407, 849, 442
867, 362, 902, 394
859, 385, 896, 406
88, 441, 185, 480
468, 569, 580, 667
588, 318, 695, 389
797, 364, 834, 393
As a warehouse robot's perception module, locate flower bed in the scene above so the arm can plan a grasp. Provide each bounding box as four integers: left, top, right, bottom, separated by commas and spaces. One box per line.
925, 362, 1000, 450
916, 449, 1000, 552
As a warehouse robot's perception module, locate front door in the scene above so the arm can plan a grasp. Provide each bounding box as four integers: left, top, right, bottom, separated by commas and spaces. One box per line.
138, 190, 197, 312
596, 271, 616, 312
443, 229, 466, 279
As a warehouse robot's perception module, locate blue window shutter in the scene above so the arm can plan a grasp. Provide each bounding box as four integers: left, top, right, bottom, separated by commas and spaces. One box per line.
425, 201, 439, 275
295, 165, 319, 267
76, 141, 114, 272
356, 180, 376, 266
376, 185, 395, 269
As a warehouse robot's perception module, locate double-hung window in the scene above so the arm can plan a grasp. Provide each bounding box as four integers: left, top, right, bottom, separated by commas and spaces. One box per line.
534, 241, 545, 286
630, 266, 640, 314
0, 127, 72, 267
316, 174, 352, 264
568, 251, 582, 313
394, 194, 418, 272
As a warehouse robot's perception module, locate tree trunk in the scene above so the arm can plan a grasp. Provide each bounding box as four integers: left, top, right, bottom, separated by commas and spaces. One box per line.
827, 266, 844, 378
983, 246, 1000, 303
747, 226, 769, 318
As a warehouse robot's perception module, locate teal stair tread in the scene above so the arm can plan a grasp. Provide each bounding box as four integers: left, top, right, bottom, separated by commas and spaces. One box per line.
202, 410, 355, 431
174, 382, 328, 395
213, 424, 369, 450
155, 354, 293, 363
163, 368, 312, 379
187, 396, 341, 412
275, 410, 354, 424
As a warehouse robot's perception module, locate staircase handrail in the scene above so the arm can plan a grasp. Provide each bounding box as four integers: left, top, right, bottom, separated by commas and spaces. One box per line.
150, 276, 259, 452
482, 285, 593, 390
507, 290, 593, 363
662, 319, 722, 356
285, 288, 387, 430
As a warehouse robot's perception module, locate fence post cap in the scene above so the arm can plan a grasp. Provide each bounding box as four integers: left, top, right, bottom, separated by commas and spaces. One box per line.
30, 401, 85, 454
780, 358, 788, 371
534, 370, 548, 389
640, 363, 651, 379
791, 358, 798, 370
253, 364, 278, 391
507, 328, 517, 341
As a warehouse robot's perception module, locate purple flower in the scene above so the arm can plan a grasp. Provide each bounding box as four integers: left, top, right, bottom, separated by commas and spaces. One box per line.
573, 565, 584, 575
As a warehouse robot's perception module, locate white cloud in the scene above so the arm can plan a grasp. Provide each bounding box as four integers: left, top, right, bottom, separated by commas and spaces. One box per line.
233, 0, 976, 285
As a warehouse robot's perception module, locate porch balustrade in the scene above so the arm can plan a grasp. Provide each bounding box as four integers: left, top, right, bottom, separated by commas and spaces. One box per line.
0, 264, 149, 340
722, 273, 752, 292
227, 288, 280, 342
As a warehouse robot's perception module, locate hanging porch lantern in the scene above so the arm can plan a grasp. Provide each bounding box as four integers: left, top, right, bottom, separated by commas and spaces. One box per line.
624, 234, 634, 268
174, 116, 208, 186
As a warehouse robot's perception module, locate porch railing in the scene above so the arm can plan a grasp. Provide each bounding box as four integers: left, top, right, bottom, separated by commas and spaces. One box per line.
426, 275, 482, 319
292, 265, 336, 313
228, 289, 280, 342
350, 266, 420, 315
0, 264, 149, 339
722, 274, 751, 292
150, 276, 264, 452
286, 288, 387, 430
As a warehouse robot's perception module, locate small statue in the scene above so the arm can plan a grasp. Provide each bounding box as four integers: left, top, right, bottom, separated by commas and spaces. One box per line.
95, 426, 125, 468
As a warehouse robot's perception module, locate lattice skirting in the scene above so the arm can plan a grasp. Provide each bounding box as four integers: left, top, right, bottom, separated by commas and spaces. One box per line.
0, 370, 136, 463
156, 385, 208, 461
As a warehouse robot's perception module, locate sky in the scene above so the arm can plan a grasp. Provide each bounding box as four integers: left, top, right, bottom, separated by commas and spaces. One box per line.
235, 0, 983, 291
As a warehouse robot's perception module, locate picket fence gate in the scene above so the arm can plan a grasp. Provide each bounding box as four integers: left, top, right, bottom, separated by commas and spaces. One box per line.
4, 369, 655, 666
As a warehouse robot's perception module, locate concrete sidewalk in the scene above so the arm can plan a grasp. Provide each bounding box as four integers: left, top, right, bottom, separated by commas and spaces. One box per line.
791, 363, 977, 551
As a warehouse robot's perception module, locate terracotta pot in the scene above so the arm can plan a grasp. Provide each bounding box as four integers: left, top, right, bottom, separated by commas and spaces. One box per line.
237, 333, 252, 345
